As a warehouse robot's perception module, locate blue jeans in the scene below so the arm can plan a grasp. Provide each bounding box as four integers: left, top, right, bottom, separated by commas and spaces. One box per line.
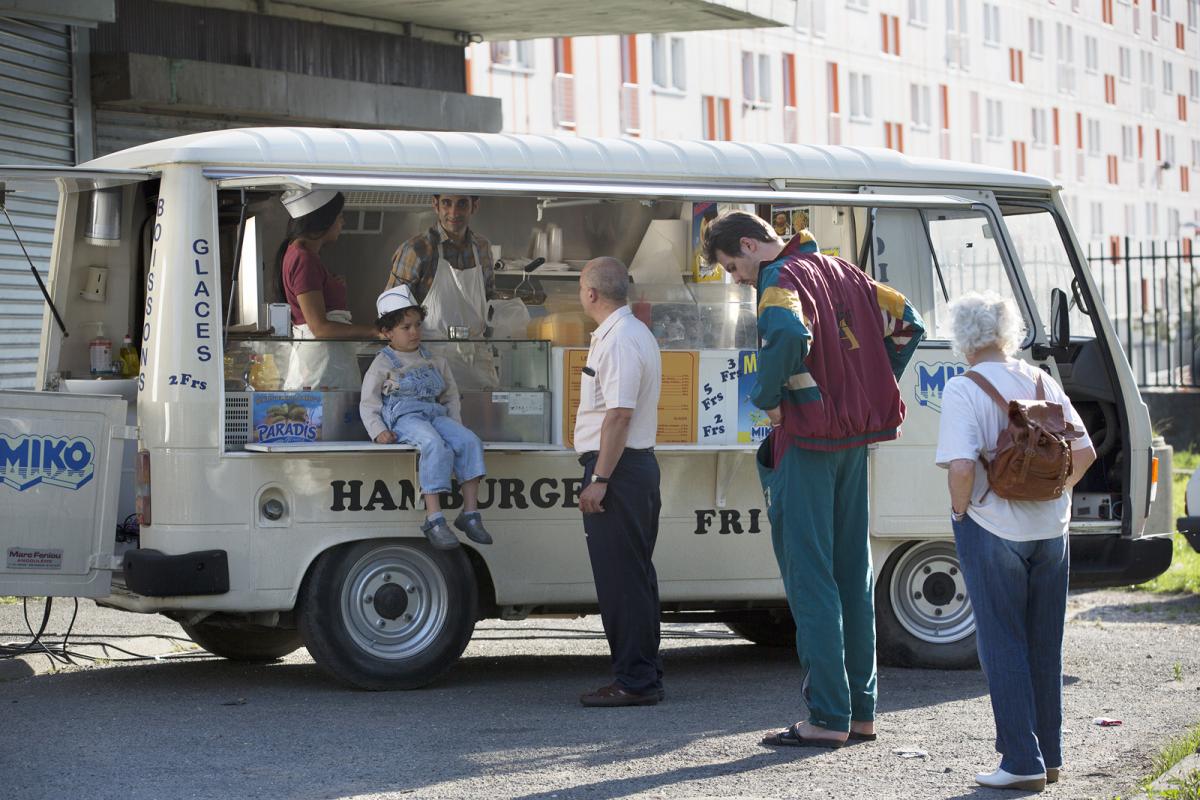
953, 514, 1069, 776
390, 411, 485, 495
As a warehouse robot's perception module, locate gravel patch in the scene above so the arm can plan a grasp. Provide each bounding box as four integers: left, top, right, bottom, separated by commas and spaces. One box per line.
0, 588, 1197, 799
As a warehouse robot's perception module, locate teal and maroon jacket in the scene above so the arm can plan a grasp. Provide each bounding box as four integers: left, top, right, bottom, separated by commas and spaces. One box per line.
752, 231, 925, 453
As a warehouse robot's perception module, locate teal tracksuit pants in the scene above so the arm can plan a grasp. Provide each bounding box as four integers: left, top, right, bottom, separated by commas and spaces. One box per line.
757, 437, 876, 732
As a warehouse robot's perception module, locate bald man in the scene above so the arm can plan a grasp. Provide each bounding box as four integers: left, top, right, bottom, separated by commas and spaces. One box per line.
574, 258, 665, 707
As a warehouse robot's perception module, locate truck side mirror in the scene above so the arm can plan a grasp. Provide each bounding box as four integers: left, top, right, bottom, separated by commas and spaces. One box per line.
1050, 288, 1070, 348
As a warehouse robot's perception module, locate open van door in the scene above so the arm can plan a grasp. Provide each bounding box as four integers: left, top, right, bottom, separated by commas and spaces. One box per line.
0, 390, 133, 597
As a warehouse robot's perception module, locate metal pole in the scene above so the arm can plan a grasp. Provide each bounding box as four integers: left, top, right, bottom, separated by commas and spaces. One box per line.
1152, 241, 1161, 387
1125, 237, 1133, 382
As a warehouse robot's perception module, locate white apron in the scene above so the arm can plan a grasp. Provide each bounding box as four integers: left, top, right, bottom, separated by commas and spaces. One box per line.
421, 241, 497, 390
283, 309, 365, 391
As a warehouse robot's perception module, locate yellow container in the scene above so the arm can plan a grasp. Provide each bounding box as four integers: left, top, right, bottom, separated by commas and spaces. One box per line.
526, 311, 596, 347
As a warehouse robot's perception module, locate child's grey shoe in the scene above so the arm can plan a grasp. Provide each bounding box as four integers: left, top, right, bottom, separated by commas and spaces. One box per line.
421, 516, 460, 550
454, 511, 494, 545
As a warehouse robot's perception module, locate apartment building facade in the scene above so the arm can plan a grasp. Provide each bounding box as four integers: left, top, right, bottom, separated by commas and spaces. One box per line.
468, 0, 1200, 250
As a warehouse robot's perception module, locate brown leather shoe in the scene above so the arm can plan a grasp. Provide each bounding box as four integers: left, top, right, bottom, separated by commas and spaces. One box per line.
580, 682, 659, 707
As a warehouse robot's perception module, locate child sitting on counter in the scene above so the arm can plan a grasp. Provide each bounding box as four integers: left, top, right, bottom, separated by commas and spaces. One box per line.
360, 286, 493, 550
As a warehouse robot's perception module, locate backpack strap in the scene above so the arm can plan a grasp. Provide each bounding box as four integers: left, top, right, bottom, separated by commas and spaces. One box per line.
1034, 372, 1046, 400
964, 371, 1009, 411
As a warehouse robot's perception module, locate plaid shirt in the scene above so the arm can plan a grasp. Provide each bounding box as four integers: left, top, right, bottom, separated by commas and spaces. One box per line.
385, 226, 494, 304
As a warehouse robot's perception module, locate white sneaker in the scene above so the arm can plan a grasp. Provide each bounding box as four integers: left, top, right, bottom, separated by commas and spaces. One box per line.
974, 768, 1047, 791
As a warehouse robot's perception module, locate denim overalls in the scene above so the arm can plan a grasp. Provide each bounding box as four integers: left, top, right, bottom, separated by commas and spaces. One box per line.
380, 346, 485, 495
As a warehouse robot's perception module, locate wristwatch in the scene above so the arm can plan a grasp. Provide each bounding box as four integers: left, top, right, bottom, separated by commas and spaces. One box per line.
591, 474, 609, 485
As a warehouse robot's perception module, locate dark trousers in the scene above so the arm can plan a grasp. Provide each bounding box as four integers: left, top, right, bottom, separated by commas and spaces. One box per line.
580, 449, 663, 695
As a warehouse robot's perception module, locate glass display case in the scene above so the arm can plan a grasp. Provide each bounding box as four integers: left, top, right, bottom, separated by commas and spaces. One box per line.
223, 338, 552, 450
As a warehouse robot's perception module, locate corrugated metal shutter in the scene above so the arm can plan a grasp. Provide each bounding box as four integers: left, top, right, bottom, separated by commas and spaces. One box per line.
0, 17, 75, 389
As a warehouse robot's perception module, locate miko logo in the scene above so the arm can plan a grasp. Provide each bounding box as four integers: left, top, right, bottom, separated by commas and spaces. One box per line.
0, 434, 95, 491
914, 361, 967, 413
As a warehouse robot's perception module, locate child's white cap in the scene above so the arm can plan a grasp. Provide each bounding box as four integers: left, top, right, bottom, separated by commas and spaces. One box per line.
376, 285, 418, 317
281, 188, 339, 219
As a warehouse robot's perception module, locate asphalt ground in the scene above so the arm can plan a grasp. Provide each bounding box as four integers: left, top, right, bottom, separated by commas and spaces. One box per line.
1, 588, 1198, 800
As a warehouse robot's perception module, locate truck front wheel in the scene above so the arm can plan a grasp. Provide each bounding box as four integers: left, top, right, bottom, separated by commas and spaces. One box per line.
297, 539, 477, 690
180, 621, 303, 662
875, 540, 979, 670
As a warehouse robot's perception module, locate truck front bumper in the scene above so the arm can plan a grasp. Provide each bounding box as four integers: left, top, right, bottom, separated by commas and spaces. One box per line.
1068, 533, 1174, 589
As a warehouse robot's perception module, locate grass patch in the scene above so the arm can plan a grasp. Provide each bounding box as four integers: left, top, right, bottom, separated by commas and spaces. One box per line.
0, 596, 20, 605
1135, 451, 1200, 595
1137, 722, 1200, 799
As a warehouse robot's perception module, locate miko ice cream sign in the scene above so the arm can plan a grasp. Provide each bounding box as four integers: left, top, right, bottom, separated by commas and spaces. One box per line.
0, 433, 96, 491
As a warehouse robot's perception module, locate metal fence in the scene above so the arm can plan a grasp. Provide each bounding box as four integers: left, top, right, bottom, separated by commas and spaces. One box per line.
1085, 239, 1198, 389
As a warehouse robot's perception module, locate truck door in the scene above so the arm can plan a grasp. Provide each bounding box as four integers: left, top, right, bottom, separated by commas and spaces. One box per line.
865, 199, 1045, 538
0, 391, 133, 597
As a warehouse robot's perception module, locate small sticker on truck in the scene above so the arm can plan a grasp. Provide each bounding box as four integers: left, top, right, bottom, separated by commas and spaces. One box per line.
6, 547, 64, 571
0, 434, 95, 491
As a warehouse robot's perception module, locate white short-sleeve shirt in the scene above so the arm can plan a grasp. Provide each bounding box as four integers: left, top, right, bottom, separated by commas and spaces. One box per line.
573, 306, 662, 452
935, 359, 1093, 541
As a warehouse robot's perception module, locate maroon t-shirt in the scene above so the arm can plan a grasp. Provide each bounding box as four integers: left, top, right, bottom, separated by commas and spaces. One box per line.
282, 243, 348, 326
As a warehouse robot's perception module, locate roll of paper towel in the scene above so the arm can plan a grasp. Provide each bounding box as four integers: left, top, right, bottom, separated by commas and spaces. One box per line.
629, 220, 687, 284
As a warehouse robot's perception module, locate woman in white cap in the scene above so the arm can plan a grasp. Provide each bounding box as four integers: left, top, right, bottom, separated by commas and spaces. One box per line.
275, 189, 381, 390
359, 285, 493, 550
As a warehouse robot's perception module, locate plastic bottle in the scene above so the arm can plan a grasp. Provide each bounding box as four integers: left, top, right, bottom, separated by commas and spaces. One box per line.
119, 334, 139, 378
88, 322, 112, 375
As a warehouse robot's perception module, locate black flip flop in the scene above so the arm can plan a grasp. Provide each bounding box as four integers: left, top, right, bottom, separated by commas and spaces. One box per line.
761, 723, 845, 749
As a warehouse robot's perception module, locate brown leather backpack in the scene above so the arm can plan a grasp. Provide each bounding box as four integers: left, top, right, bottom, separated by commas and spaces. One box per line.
965, 370, 1083, 502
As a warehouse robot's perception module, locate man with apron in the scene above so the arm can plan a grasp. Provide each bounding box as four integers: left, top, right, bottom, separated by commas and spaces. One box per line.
385, 194, 497, 388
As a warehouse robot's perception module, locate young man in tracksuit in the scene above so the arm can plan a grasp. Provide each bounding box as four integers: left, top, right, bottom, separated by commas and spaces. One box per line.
703, 211, 925, 748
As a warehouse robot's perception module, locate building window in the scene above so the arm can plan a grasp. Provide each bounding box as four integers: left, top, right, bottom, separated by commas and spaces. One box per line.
849, 71, 874, 120
796, 0, 829, 36
1056, 23, 1075, 93
983, 3, 1002, 45
619, 35, 640, 136
1163, 60, 1175, 94
1013, 140, 1029, 171
1189, 0, 1198, 30
1029, 18, 1046, 59
552, 38, 576, 130
847, 0, 869, 10
1122, 124, 1135, 160
1085, 36, 1100, 73
1032, 108, 1049, 146
827, 61, 842, 143
1191, 138, 1200, 170
1190, 68, 1200, 100
1009, 48, 1025, 83
490, 40, 535, 71
911, 83, 932, 129
1090, 202, 1104, 239
702, 95, 731, 140
986, 98, 1004, 140
651, 34, 686, 92
1087, 118, 1102, 156
881, 13, 901, 55
742, 52, 772, 107
909, 0, 929, 26
1141, 51, 1157, 112
1118, 46, 1132, 81
1101, 0, 1115, 24
945, 0, 970, 70
1165, 133, 1177, 165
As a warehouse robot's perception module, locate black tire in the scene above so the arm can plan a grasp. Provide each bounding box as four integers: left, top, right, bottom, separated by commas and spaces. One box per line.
875, 540, 979, 669
297, 539, 477, 690
726, 610, 796, 647
180, 621, 303, 663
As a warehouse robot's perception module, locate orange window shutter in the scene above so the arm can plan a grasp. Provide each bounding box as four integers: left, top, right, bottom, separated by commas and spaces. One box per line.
830, 62, 840, 113
898, 123, 905, 152
721, 98, 731, 140
894, 17, 901, 56
626, 36, 639, 84
1138, 125, 1144, 157
940, 84, 949, 129
1076, 112, 1084, 149
881, 14, 890, 53
1052, 108, 1060, 145
704, 96, 715, 139
563, 38, 574, 75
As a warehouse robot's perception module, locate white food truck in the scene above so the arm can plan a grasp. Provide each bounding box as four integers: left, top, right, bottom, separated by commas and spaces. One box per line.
0, 129, 1174, 689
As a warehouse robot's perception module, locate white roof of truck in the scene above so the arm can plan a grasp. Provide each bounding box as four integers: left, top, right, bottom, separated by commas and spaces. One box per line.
83, 127, 1055, 192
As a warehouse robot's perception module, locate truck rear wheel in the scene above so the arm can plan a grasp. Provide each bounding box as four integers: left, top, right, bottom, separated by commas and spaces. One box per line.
726, 610, 796, 647
297, 539, 477, 690
875, 540, 979, 669
180, 621, 303, 662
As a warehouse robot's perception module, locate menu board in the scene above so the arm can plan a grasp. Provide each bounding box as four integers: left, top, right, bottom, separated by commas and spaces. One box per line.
563, 349, 698, 447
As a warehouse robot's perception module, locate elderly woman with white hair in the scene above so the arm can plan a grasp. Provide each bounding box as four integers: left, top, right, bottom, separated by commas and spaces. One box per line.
934, 291, 1096, 793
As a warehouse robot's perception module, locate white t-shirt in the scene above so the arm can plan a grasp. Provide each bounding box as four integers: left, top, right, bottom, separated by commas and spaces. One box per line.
935, 359, 1093, 541
573, 306, 662, 452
